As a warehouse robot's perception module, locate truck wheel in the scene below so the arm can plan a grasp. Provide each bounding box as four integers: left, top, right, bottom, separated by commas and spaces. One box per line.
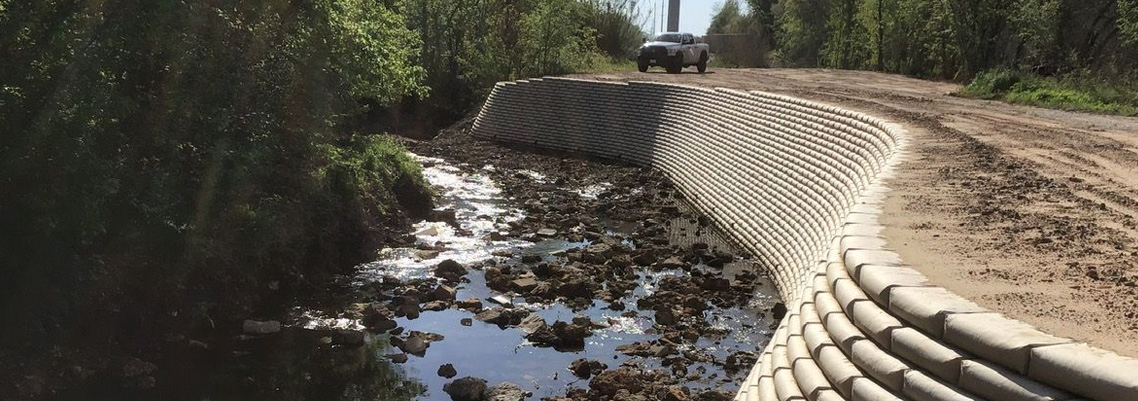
697, 52, 708, 73
667, 54, 683, 74
637, 58, 649, 73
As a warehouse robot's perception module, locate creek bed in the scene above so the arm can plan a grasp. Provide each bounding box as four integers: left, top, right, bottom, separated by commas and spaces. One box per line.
296, 153, 781, 400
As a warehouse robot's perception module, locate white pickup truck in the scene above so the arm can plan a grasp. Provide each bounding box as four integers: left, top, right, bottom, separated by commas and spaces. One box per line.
637, 32, 710, 74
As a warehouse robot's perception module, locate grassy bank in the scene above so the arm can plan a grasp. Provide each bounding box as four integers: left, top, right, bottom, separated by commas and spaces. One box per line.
960, 69, 1138, 117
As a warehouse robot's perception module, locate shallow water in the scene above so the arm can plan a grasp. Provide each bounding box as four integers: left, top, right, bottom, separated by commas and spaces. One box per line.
294, 154, 780, 400
83, 154, 778, 401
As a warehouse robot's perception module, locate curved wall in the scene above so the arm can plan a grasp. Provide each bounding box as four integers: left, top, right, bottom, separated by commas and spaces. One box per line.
471, 77, 1138, 401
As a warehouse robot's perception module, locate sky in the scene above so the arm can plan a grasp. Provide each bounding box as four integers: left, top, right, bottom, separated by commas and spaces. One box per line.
640, 0, 746, 36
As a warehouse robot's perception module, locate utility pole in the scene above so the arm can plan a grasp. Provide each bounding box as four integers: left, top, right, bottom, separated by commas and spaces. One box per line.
667, 0, 679, 32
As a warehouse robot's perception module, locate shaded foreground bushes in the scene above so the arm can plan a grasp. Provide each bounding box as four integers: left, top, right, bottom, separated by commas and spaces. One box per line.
0, 0, 432, 378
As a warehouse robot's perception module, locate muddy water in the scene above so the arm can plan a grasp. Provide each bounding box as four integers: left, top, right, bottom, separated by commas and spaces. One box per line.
292, 155, 780, 400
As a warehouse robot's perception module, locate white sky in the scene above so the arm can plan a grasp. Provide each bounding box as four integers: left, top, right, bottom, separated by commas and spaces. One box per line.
639, 0, 747, 36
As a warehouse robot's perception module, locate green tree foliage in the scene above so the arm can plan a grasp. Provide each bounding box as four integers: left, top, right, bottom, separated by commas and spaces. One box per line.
1122, 0, 1138, 46
0, 0, 429, 353
398, 0, 638, 121
773, 0, 831, 66
710, 0, 749, 34
761, 0, 1135, 80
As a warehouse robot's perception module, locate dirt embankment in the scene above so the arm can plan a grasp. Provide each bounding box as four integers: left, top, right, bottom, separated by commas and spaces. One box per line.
570, 69, 1138, 356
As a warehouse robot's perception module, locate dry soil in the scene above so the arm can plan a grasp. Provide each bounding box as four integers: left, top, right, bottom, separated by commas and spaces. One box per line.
569, 68, 1138, 357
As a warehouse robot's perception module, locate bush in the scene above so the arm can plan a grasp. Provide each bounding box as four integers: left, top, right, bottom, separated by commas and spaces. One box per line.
961, 69, 1138, 116
0, 0, 432, 370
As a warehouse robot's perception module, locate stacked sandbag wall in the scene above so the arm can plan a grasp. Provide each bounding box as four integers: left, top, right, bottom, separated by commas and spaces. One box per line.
471, 77, 1138, 401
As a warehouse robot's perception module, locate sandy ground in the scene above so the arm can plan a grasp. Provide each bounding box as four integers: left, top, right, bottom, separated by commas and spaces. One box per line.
568, 69, 1138, 357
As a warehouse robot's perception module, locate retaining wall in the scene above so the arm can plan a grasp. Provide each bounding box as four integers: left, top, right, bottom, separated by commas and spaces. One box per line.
470, 77, 1138, 401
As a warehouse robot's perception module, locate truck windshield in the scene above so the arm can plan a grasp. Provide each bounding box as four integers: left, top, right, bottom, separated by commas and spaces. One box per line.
652, 33, 683, 43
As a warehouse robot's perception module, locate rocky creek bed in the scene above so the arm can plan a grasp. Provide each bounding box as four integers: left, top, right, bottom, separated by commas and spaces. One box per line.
313, 120, 784, 401
61, 119, 784, 401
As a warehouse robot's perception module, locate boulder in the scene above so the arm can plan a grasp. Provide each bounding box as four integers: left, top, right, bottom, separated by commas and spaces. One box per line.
485, 382, 529, 401
665, 386, 690, 401
443, 377, 488, 401
435, 259, 467, 281
386, 353, 409, 363
438, 363, 458, 378
433, 285, 457, 301
399, 336, 428, 356
475, 308, 528, 327
511, 277, 539, 292
517, 314, 548, 335
526, 321, 591, 350
589, 368, 646, 397
569, 359, 608, 379
361, 306, 397, 332
456, 298, 484, 312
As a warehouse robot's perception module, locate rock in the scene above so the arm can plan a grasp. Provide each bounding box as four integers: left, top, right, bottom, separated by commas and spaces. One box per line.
725, 351, 758, 373
526, 321, 591, 350
332, 330, 366, 347
665, 385, 690, 401
457, 298, 484, 311
433, 285, 458, 301
555, 278, 594, 299
361, 305, 397, 332
435, 259, 467, 281
528, 282, 553, 298
536, 228, 558, 237
771, 302, 787, 320
488, 295, 512, 306
423, 300, 450, 311
700, 277, 730, 292
520, 254, 542, 263
569, 358, 607, 379
584, 243, 613, 257
399, 336, 428, 356
429, 209, 459, 226
517, 314, 548, 334
438, 363, 458, 378
632, 251, 658, 266
695, 390, 733, 401
415, 226, 440, 236
654, 307, 676, 326
397, 302, 421, 320
511, 277, 539, 292
443, 377, 488, 401
616, 342, 675, 357
658, 256, 685, 269
475, 308, 529, 327
590, 368, 645, 396
242, 320, 281, 334
485, 382, 529, 401
606, 254, 634, 269
386, 353, 409, 363
415, 249, 441, 260
460, 318, 473, 326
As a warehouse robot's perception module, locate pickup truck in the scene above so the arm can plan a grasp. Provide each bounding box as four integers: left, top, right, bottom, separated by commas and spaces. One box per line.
637, 32, 710, 74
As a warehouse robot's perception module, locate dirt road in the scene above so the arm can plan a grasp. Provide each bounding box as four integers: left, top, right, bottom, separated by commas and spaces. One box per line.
569, 69, 1138, 356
